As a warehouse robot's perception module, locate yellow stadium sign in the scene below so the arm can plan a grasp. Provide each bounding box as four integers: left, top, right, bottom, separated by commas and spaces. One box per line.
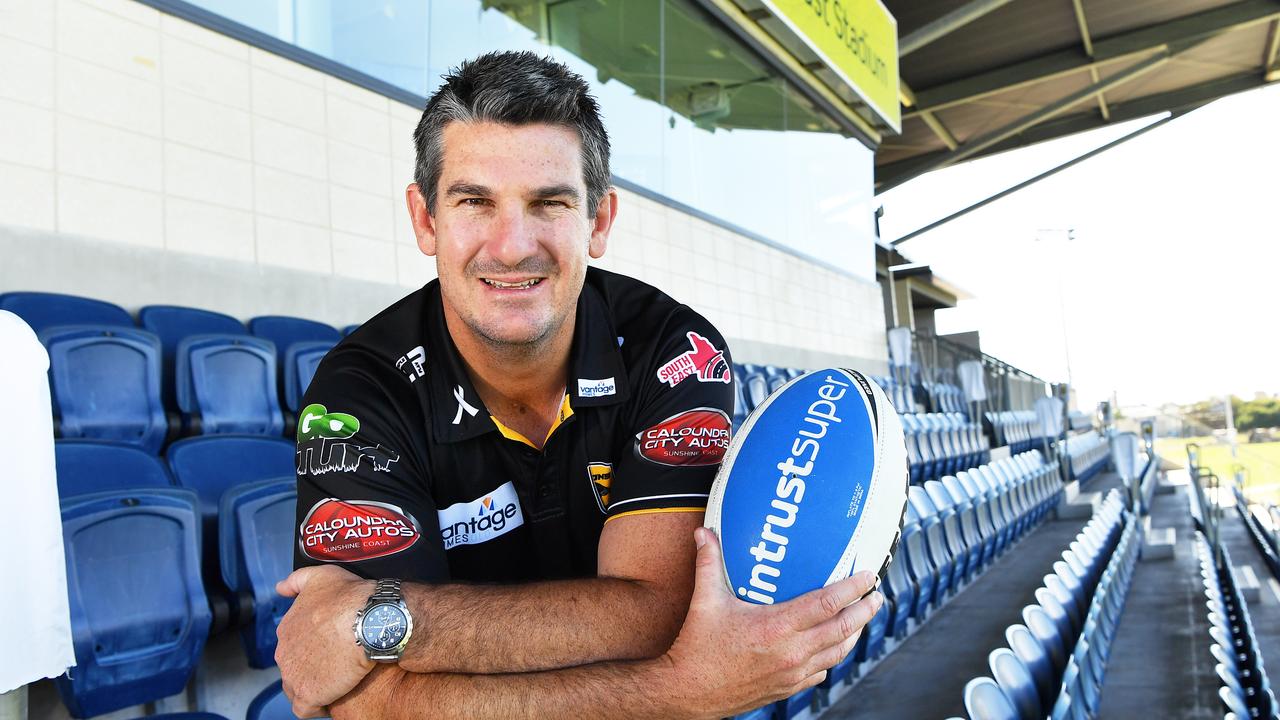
760, 0, 900, 132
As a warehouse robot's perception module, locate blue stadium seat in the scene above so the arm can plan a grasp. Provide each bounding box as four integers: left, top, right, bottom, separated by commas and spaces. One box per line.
249, 315, 341, 368
740, 363, 769, 411
989, 648, 1041, 720
56, 488, 212, 718
139, 305, 246, 409
1022, 604, 1067, 675
247, 680, 310, 720
220, 477, 297, 668
763, 365, 788, 393
881, 531, 917, 641
40, 325, 168, 453
0, 291, 133, 332
283, 340, 335, 413
176, 334, 284, 436
731, 363, 750, 430
1006, 623, 1055, 713
730, 706, 775, 720
342, 324, 360, 336
909, 485, 953, 605
901, 502, 936, 621
963, 677, 1019, 720
55, 440, 174, 500
166, 435, 296, 529
775, 688, 815, 719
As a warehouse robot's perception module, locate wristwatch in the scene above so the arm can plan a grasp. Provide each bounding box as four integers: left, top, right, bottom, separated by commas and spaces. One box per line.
352, 579, 414, 662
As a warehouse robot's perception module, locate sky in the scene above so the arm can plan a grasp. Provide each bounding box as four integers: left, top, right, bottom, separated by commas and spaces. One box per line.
876, 82, 1280, 411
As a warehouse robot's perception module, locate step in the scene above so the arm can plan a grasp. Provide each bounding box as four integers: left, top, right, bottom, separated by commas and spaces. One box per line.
1142, 526, 1175, 561
1235, 564, 1262, 604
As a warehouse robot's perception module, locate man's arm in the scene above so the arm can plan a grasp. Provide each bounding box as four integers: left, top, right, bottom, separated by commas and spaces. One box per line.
325, 529, 885, 720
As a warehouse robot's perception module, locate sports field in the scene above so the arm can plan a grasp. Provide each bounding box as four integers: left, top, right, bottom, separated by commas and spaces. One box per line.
1154, 436, 1280, 505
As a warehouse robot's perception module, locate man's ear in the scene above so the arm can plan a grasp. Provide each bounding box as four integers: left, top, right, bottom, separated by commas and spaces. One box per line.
406, 183, 437, 257
588, 187, 619, 260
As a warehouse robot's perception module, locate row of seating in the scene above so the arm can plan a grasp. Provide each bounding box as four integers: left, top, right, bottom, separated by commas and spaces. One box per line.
734, 363, 806, 428
1233, 486, 1280, 583
53, 438, 297, 717
1064, 431, 1108, 484
3, 292, 352, 453
987, 411, 1046, 454
956, 490, 1139, 720
903, 412, 990, 484
111, 679, 300, 720
924, 381, 968, 414
1194, 534, 1279, 719
1067, 410, 1093, 432
801, 451, 1063, 719
870, 374, 917, 414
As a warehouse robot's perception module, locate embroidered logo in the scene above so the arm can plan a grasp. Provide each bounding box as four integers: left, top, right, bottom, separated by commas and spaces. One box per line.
656, 331, 732, 388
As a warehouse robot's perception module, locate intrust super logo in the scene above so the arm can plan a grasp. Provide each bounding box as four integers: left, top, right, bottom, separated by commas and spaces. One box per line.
437, 481, 525, 550
298, 498, 421, 562
635, 408, 731, 466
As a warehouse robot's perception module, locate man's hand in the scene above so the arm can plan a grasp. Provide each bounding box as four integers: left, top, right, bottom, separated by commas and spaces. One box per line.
276, 565, 377, 718
660, 527, 883, 718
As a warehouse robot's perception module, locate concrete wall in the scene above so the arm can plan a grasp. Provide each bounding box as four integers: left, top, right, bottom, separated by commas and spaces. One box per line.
0, 0, 887, 371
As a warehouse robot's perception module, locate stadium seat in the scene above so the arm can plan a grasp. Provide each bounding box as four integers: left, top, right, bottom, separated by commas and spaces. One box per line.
731, 363, 751, 430
247, 680, 310, 720
220, 477, 297, 668
176, 334, 284, 436
139, 305, 246, 409
963, 677, 1019, 720
166, 435, 296, 528
249, 315, 341, 368
740, 363, 770, 411
1023, 605, 1067, 675
1006, 623, 1056, 713
56, 488, 212, 718
908, 486, 953, 605
283, 340, 336, 413
40, 325, 168, 453
342, 324, 360, 336
989, 648, 1041, 720
55, 439, 174, 500
0, 291, 133, 332
901, 502, 936, 621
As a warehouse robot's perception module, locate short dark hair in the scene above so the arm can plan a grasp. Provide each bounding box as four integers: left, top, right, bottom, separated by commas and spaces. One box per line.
413, 51, 611, 216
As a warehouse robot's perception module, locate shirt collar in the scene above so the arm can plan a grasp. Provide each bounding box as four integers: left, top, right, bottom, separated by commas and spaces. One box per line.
426, 272, 629, 445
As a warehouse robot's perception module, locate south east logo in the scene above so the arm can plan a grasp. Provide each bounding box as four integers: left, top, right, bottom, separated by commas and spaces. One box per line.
296, 403, 400, 475
656, 331, 732, 388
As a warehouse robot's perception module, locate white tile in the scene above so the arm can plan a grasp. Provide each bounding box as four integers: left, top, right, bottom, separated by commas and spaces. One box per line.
162, 34, 250, 110
331, 232, 395, 283
639, 206, 664, 239
326, 94, 389, 153
254, 165, 328, 225
0, 161, 54, 230
164, 142, 252, 211
0, 0, 54, 47
389, 155, 415, 201
256, 215, 332, 275
73, 0, 158, 26
250, 47, 323, 87
396, 242, 436, 288
58, 55, 162, 136
160, 14, 247, 60
57, 115, 162, 191
57, 0, 159, 80
330, 185, 393, 242
164, 196, 254, 261
253, 116, 327, 179
388, 104, 420, 161
0, 37, 53, 106
328, 139, 389, 192
250, 67, 326, 135
164, 90, 252, 159
392, 195, 417, 246
57, 174, 162, 247
0, 99, 52, 169
324, 75, 389, 112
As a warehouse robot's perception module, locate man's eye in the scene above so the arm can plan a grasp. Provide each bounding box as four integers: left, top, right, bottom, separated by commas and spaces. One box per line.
539, 200, 566, 208
462, 198, 489, 207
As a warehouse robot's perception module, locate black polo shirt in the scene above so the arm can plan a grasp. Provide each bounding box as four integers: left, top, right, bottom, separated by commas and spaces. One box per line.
293, 267, 735, 583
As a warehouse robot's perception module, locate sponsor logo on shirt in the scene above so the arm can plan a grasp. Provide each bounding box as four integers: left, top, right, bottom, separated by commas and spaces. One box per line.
437, 481, 525, 550
577, 377, 616, 398
656, 331, 732, 388
298, 498, 421, 562
587, 462, 614, 513
395, 345, 426, 382
635, 408, 731, 466
296, 403, 400, 475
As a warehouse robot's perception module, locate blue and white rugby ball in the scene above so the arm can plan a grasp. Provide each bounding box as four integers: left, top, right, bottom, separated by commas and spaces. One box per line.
704, 368, 908, 605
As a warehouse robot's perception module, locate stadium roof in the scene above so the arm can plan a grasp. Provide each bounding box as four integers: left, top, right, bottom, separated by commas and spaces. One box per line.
876, 0, 1280, 192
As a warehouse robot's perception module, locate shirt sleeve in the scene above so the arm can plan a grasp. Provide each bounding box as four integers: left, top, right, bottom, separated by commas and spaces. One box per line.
292, 349, 450, 583
605, 308, 735, 521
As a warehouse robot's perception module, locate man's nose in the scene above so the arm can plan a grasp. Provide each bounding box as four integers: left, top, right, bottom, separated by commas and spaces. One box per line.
486, 205, 540, 268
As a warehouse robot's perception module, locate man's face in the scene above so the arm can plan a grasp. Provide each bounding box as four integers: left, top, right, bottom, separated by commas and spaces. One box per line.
408, 121, 615, 350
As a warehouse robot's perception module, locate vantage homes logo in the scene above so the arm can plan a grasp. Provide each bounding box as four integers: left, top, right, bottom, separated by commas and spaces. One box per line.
296, 403, 400, 475
437, 481, 524, 550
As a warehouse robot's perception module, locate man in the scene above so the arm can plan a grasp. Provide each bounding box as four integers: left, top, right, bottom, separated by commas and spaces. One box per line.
276, 51, 882, 719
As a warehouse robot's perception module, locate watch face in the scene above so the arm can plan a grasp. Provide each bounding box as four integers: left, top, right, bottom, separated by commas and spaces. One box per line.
360, 603, 408, 651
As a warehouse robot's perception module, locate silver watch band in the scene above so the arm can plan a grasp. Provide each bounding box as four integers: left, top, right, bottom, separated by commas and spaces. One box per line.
368, 578, 402, 604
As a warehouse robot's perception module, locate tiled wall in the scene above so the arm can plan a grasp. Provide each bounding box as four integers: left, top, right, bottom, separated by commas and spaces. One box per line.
0, 0, 887, 371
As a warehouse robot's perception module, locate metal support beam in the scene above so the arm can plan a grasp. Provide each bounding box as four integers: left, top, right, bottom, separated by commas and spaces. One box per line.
907, 0, 1280, 116
1070, 0, 1111, 120
877, 70, 1275, 187
1265, 18, 1280, 76
889, 114, 1177, 245
899, 0, 1018, 56
879, 48, 1177, 193
900, 82, 959, 150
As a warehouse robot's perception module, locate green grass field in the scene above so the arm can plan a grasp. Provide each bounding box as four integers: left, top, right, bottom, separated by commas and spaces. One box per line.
1154, 436, 1280, 505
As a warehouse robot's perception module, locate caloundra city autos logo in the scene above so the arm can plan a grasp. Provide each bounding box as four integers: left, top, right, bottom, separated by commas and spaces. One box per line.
296, 403, 400, 475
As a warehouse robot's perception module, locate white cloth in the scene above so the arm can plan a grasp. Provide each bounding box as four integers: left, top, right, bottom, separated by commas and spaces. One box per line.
0, 311, 75, 692
957, 360, 987, 402
1035, 396, 1065, 439
887, 327, 912, 369
1111, 432, 1141, 482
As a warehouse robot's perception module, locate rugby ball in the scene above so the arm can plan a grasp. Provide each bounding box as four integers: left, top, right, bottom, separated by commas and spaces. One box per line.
704, 368, 909, 605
